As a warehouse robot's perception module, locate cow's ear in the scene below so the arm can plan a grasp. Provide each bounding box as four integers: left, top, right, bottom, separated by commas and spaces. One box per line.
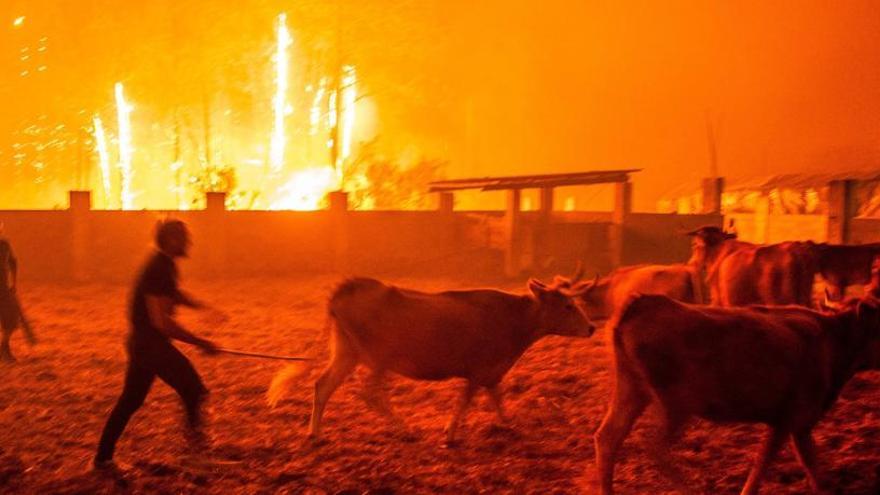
528, 278, 548, 298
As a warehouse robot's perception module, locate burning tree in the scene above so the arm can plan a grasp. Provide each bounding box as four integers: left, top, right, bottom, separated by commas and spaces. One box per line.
1, 0, 455, 210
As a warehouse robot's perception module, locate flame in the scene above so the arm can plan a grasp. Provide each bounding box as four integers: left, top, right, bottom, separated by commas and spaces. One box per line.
114, 82, 134, 210
92, 116, 112, 207
310, 78, 326, 136
340, 65, 357, 171
328, 90, 337, 147
270, 13, 292, 174
269, 166, 339, 210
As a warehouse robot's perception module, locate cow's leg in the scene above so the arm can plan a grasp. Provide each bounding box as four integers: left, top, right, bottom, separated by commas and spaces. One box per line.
445, 381, 478, 445
0, 328, 13, 362
308, 343, 357, 440
740, 426, 787, 495
487, 384, 508, 424
362, 370, 405, 431
790, 430, 826, 494
647, 405, 694, 495
594, 368, 650, 495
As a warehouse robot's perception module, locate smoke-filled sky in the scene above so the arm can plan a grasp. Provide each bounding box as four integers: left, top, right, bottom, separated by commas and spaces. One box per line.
2, 0, 879, 209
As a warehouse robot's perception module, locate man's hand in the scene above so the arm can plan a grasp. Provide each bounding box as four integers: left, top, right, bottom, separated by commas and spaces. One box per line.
198, 338, 220, 356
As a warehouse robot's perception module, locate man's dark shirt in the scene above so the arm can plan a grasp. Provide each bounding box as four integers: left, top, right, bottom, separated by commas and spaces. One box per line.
130, 251, 179, 344
0, 239, 16, 294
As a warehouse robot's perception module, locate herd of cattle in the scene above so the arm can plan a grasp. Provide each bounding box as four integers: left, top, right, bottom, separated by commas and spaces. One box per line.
269, 225, 880, 495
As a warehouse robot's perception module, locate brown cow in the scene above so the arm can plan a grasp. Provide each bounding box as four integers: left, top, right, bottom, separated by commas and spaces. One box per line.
271, 277, 596, 444
594, 293, 880, 495
556, 263, 704, 320
814, 242, 880, 301
687, 226, 816, 307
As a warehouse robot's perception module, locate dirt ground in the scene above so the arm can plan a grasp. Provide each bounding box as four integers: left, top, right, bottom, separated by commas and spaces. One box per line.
1, 275, 878, 494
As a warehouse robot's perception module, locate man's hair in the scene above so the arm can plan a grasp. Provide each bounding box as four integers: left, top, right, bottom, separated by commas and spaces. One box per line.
155, 218, 188, 250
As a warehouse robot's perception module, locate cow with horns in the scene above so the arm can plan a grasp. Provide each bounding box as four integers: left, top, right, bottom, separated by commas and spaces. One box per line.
553, 263, 705, 321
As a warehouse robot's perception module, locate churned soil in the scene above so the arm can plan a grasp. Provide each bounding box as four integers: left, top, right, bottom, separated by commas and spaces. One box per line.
1, 276, 878, 494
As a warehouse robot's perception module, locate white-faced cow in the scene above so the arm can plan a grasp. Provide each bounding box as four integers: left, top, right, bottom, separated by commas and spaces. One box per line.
687, 226, 817, 307
555, 263, 704, 321
594, 293, 880, 495
271, 276, 596, 444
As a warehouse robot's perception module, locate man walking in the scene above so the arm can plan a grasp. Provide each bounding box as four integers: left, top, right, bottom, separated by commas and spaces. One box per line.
0, 222, 31, 362
95, 219, 223, 470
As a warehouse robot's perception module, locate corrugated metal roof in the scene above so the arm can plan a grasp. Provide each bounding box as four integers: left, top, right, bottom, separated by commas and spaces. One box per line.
428, 169, 641, 192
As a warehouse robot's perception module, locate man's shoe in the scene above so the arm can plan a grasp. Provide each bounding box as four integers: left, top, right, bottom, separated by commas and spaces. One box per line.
92, 459, 131, 474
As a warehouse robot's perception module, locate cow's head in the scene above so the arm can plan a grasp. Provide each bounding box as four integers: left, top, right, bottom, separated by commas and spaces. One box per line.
554, 269, 606, 319
823, 294, 880, 370
527, 278, 597, 338
686, 226, 736, 265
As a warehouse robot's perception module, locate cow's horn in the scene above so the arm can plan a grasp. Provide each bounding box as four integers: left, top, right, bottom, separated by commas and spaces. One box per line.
570, 261, 585, 284
571, 273, 600, 296
822, 288, 842, 311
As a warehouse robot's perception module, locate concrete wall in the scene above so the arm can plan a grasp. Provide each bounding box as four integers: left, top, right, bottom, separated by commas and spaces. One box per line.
0, 205, 509, 283
0, 211, 72, 281
0, 189, 765, 284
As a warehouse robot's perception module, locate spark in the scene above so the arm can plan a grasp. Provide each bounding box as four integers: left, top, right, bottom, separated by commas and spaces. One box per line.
340, 65, 357, 165
115, 82, 134, 210
12, 16, 24, 28
269, 13, 292, 174
92, 116, 112, 208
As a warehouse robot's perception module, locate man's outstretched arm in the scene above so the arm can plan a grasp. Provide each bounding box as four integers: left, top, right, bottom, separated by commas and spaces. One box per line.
146, 295, 218, 353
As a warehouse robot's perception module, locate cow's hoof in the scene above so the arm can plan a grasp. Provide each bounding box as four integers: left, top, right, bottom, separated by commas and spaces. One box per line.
443, 437, 461, 449
392, 429, 420, 443
305, 434, 327, 448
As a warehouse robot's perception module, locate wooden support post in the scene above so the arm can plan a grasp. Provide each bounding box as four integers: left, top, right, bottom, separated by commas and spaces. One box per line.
504, 189, 523, 277
610, 181, 632, 267
828, 179, 857, 244
69, 191, 92, 282
539, 187, 554, 221
329, 191, 350, 272
701, 177, 724, 214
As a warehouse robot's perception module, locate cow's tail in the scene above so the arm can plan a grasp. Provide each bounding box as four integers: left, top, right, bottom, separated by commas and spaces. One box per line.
266, 361, 312, 408
266, 313, 334, 408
